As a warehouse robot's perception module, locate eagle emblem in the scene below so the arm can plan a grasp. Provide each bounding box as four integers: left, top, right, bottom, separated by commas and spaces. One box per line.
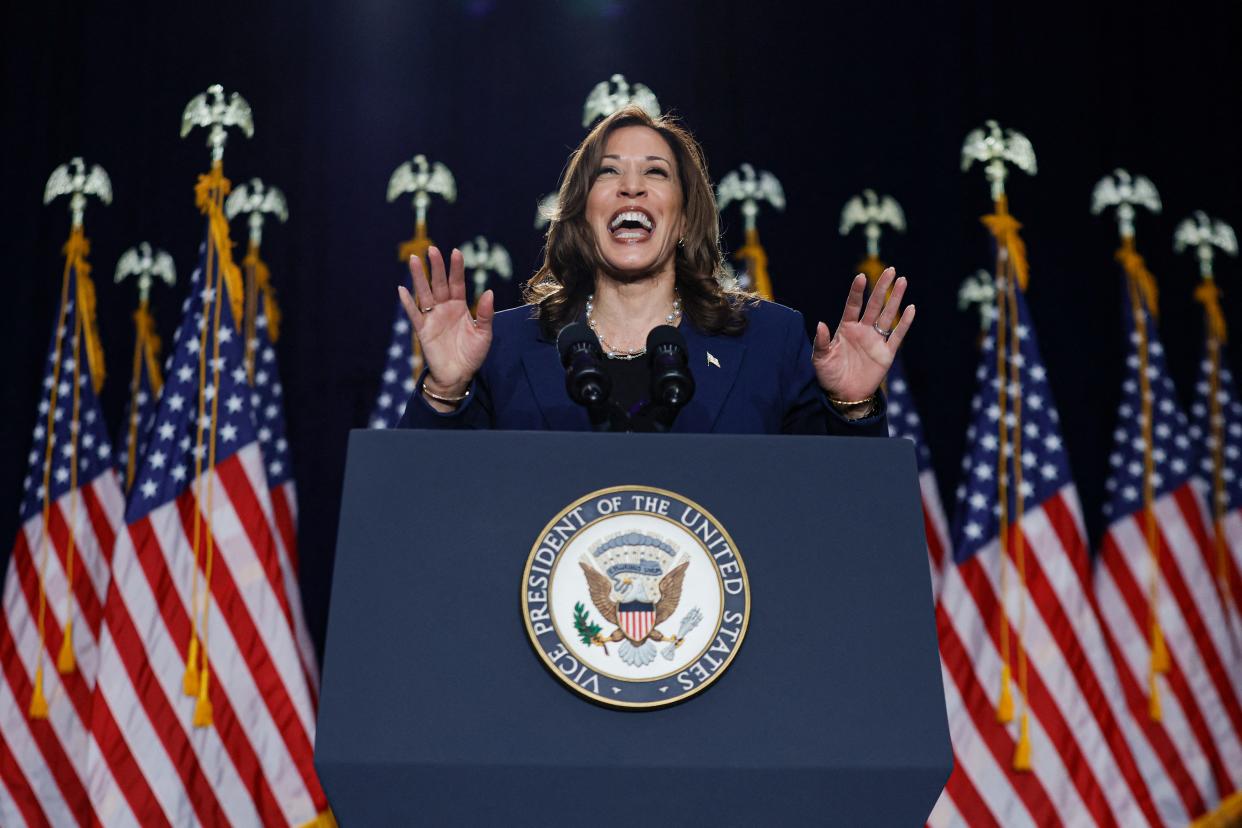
578, 532, 696, 667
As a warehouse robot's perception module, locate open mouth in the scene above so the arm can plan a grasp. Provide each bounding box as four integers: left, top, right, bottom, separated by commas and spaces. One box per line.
608, 207, 654, 242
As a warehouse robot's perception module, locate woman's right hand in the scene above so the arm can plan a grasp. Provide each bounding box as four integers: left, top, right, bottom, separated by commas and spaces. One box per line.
397, 246, 495, 400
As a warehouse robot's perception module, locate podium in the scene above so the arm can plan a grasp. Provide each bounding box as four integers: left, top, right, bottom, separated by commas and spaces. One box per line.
317, 430, 950, 826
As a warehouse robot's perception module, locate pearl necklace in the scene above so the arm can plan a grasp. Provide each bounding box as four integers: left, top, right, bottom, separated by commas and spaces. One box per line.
585, 291, 682, 360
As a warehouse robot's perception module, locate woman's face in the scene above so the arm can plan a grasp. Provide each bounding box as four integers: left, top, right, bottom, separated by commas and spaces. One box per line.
585, 125, 686, 282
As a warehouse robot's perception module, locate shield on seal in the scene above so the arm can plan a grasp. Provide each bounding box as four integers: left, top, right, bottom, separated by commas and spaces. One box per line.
617, 602, 656, 643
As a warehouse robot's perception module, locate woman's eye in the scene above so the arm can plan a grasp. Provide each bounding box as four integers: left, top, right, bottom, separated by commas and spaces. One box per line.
646, 167, 668, 177
597, 166, 618, 176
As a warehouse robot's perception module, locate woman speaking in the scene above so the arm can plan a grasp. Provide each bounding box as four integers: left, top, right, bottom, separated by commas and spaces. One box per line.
396, 106, 914, 434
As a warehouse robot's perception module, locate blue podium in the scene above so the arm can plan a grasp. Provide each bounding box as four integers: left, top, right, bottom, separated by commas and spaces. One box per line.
317, 430, 950, 826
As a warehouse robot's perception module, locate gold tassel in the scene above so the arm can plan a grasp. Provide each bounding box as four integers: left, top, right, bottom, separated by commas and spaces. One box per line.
298, 810, 340, 828
62, 228, 107, 393
398, 222, 433, 266
29, 664, 49, 719
134, 303, 164, 394
1148, 670, 1163, 722
981, 195, 1030, 291
996, 662, 1015, 722
194, 164, 245, 327
56, 619, 75, 674
193, 673, 213, 728
1195, 281, 1229, 345
1012, 710, 1032, 771
182, 636, 200, 696
1151, 619, 1169, 673
735, 227, 774, 300
1116, 238, 1159, 317
857, 254, 886, 289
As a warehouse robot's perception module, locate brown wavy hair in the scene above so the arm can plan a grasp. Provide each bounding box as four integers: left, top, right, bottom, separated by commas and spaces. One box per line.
524, 105, 752, 339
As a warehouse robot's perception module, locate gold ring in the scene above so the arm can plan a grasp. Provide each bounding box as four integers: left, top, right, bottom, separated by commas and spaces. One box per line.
420, 305, 435, 314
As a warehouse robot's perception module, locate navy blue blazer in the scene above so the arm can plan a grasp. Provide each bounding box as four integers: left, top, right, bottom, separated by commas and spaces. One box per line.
398, 300, 888, 436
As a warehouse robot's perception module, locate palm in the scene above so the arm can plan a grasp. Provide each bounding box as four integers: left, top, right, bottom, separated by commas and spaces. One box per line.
813, 269, 915, 402
398, 246, 495, 390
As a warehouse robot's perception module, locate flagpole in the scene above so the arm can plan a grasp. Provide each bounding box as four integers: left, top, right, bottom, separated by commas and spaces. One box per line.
1178, 211, 1241, 637
963, 119, 1038, 770
179, 84, 254, 719
389, 155, 457, 386
29, 159, 112, 717
717, 163, 784, 300
1093, 170, 1170, 718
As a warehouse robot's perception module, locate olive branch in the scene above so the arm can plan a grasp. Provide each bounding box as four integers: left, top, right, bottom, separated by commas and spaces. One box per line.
573, 602, 610, 655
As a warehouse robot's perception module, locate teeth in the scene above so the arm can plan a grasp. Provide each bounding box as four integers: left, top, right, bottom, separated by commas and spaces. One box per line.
609, 210, 653, 231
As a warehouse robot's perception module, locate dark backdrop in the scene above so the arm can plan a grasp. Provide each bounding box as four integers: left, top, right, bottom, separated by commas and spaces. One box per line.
3, 0, 1241, 660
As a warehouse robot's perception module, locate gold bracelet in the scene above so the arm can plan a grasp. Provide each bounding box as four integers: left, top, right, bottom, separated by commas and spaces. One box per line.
828, 394, 875, 407
421, 383, 470, 404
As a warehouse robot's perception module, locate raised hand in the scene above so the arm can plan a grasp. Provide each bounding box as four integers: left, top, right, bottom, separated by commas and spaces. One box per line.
397, 246, 495, 398
812, 267, 915, 403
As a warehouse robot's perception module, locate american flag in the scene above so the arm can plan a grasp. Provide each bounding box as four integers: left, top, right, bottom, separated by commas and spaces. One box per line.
84, 191, 327, 825
115, 307, 162, 495
1189, 342, 1242, 645
934, 276, 1172, 826
881, 356, 975, 827
247, 292, 320, 700
369, 292, 420, 429
0, 242, 124, 824
1093, 279, 1242, 823
884, 355, 951, 599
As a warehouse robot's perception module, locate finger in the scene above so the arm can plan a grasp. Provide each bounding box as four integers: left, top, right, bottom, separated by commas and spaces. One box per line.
836, 274, 867, 333
812, 320, 831, 359
886, 304, 916, 352
397, 285, 424, 333
475, 289, 496, 334
861, 267, 896, 325
408, 255, 435, 315
448, 248, 467, 302
428, 246, 451, 303
875, 276, 908, 330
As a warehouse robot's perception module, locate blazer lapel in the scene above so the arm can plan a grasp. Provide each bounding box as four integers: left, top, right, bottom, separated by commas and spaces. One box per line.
522, 343, 594, 430
521, 321, 745, 432
674, 322, 745, 433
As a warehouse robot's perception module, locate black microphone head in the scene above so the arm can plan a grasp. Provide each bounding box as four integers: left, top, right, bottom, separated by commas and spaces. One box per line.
646, 324, 687, 354
647, 324, 694, 411
557, 322, 601, 366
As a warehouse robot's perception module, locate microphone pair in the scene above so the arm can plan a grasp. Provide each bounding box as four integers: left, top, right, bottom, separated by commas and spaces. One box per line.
557, 322, 695, 432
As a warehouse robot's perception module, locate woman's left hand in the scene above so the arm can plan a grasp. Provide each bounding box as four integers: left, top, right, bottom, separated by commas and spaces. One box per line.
812, 267, 915, 402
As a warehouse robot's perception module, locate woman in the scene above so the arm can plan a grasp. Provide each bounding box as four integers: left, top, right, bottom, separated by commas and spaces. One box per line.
396, 106, 914, 434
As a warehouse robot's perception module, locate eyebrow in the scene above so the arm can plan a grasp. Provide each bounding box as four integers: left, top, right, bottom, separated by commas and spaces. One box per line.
601, 154, 670, 163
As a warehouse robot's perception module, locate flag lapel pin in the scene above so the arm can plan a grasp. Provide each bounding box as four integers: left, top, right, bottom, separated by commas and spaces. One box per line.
707, 352, 720, 368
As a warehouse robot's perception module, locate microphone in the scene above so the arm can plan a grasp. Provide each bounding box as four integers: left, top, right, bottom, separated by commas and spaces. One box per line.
645, 325, 694, 431
557, 322, 625, 431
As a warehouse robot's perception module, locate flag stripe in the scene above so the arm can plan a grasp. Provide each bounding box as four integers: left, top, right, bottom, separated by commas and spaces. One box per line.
1095, 556, 1210, 817
0, 645, 86, 822
1103, 529, 1230, 798
0, 726, 43, 828
85, 693, 166, 828
1102, 512, 1242, 797
1018, 503, 1166, 826
214, 454, 316, 737
236, 463, 318, 706
107, 512, 263, 826
166, 478, 317, 825
936, 596, 1051, 827
950, 497, 1164, 826
949, 553, 1113, 827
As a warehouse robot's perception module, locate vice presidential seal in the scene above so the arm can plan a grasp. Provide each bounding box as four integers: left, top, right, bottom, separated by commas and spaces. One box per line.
522, 485, 750, 708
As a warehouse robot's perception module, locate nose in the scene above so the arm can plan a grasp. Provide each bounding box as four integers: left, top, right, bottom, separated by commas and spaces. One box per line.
619, 166, 645, 198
